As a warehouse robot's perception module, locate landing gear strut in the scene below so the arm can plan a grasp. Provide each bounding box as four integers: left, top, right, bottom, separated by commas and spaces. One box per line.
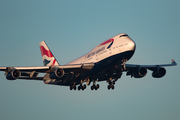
70, 82, 76, 90
106, 72, 122, 90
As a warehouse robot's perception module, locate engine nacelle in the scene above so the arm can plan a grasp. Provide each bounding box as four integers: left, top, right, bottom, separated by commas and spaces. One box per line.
152, 67, 166, 78
6, 69, 21, 80
50, 68, 65, 79
134, 67, 147, 78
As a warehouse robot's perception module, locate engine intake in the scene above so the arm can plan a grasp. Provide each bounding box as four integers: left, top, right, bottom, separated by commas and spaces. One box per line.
6, 69, 21, 80
134, 67, 147, 78
50, 68, 65, 79
152, 67, 166, 78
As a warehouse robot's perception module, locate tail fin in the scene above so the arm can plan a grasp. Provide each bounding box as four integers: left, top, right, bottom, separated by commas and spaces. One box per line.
39, 41, 60, 66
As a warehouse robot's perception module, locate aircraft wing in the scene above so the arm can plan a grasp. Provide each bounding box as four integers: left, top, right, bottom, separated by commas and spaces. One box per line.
125, 59, 177, 78
0, 63, 94, 80
125, 59, 177, 69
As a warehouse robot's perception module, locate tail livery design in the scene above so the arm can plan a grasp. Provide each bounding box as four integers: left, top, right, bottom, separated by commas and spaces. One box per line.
39, 41, 59, 66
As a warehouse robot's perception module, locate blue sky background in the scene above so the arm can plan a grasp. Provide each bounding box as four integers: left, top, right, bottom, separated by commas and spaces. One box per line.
0, 0, 180, 120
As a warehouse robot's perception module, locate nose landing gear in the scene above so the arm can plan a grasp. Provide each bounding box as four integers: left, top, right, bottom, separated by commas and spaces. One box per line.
107, 79, 115, 90
106, 72, 122, 90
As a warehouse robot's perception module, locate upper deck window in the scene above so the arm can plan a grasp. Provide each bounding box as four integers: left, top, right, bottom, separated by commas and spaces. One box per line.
119, 34, 128, 38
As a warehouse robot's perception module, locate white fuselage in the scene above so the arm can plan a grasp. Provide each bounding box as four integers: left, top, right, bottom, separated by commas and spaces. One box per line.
68, 33, 136, 65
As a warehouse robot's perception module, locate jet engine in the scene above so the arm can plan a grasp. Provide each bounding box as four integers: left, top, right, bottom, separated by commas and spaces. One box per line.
50, 68, 65, 79
6, 69, 21, 80
134, 67, 147, 78
152, 67, 166, 78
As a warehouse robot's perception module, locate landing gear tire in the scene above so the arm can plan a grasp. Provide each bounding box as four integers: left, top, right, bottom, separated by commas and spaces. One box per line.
91, 84, 100, 90
91, 86, 94, 90
107, 84, 115, 90
77, 84, 86, 91
78, 86, 81, 90
96, 84, 99, 89
83, 84, 86, 89
111, 85, 114, 90
70, 86, 73, 90
108, 85, 111, 90
74, 86, 76, 90
95, 87, 97, 90
112, 81, 115, 85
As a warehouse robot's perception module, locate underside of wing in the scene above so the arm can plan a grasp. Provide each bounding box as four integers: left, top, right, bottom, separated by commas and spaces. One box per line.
0, 63, 94, 81
125, 59, 177, 78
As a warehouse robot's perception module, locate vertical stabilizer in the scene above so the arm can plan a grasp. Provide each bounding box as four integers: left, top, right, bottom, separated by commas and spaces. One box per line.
39, 41, 60, 66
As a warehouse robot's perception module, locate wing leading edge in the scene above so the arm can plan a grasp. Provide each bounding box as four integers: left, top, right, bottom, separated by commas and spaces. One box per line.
125, 59, 177, 78
125, 59, 177, 69
0, 63, 94, 80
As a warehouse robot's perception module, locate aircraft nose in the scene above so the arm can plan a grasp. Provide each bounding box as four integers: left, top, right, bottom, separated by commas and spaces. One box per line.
129, 39, 136, 51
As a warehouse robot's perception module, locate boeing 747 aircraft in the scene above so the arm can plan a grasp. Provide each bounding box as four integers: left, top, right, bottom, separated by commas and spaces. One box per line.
0, 33, 177, 90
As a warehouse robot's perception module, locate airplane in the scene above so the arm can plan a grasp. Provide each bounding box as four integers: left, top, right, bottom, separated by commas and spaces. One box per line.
0, 33, 177, 90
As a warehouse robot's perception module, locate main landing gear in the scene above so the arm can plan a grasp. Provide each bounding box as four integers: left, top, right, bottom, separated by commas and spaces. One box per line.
90, 80, 100, 90
78, 79, 87, 91
70, 84, 86, 91
78, 84, 86, 90
91, 84, 100, 90
70, 82, 77, 90
70, 85, 76, 90
70, 81, 87, 91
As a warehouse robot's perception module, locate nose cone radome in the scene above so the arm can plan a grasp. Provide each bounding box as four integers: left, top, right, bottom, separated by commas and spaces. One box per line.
129, 39, 136, 51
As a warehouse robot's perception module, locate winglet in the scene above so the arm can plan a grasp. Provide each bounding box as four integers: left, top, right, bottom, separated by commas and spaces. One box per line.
171, 59, 177, 66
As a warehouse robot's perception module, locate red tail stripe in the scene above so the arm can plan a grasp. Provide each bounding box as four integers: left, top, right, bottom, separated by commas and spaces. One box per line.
51, 59, 56, 66
40, 46, 54, 57
100, 38, 114, 45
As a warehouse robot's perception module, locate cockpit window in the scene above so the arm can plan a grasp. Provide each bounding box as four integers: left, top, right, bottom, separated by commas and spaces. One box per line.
119, 35, 128, 37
